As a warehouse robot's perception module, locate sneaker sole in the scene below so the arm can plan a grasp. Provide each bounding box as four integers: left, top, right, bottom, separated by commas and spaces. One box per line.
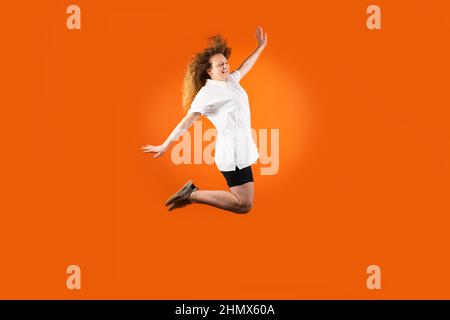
165, 180, 194, 206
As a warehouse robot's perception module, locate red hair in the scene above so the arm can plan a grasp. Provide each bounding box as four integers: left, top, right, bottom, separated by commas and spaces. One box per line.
181, 35, 231, 112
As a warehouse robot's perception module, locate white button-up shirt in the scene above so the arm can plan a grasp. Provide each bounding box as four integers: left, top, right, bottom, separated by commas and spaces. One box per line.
187, 70, 259, 172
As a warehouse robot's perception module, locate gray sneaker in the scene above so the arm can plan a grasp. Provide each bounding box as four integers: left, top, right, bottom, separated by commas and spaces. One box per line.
165, 180, 198, 207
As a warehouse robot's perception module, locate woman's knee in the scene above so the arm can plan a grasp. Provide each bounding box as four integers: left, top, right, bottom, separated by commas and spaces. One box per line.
229, 184, 254, 214
236, 200, 253, 214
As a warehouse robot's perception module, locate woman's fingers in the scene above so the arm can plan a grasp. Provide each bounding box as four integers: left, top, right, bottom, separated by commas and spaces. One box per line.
141, 145, 158, 153
256, 26, 267, 46
141, 144, 166, 158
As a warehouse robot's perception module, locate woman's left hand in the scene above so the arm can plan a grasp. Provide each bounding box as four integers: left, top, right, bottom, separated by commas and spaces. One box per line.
256, 26, 268, 49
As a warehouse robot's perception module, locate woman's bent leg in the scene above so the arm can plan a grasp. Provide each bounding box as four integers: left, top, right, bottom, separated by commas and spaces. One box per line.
189, 182, 254, 214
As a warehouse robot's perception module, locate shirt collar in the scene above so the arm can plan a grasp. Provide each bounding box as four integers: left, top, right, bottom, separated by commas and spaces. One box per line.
206, 78, 228, 87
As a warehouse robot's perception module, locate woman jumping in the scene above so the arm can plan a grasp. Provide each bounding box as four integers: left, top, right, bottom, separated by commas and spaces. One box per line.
142, 26, 268, 213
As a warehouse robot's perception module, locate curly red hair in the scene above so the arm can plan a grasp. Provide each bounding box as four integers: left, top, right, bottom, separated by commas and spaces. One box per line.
181, 35, 231, 113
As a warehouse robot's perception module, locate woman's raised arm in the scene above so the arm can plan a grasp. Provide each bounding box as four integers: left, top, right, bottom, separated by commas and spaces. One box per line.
236, 26, 268, 79
141, 111, 201, 158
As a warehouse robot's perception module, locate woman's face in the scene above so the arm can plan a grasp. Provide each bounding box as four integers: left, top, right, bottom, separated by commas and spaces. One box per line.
207, 53, 230, 81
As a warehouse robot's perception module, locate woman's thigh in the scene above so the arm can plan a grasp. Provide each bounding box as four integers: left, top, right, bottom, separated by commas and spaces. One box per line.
230, 182, 254, 205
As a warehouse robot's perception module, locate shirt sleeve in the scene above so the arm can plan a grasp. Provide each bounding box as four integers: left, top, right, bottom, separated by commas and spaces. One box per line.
187, 87, 211, 115
228, 70, 241, 83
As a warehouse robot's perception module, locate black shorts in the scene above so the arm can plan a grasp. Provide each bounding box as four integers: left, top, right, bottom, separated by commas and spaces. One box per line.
221, 165, 254, 188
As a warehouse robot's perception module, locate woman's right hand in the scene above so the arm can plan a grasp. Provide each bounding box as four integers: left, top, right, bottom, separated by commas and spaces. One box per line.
256, 26, 267, 49
141, 143, 168, 158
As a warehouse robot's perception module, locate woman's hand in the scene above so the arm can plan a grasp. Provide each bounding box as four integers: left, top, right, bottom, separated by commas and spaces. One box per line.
256, 26, 267, 49
141, 143, 168, 158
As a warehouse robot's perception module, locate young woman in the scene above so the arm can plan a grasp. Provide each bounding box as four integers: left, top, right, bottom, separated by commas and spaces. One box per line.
142, 26, 268, 213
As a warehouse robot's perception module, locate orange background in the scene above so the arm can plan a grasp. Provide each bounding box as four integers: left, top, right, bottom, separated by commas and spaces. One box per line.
1, 0, 449, 299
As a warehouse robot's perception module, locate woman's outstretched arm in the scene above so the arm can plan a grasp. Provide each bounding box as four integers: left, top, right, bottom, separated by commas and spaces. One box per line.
237, 26, 268, 79
141, 111, 201, 158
